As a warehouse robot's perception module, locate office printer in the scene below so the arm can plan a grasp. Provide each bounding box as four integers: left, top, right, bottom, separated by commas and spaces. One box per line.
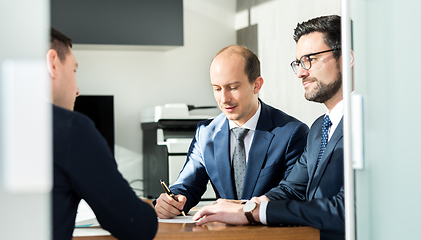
140, 104, 219, 199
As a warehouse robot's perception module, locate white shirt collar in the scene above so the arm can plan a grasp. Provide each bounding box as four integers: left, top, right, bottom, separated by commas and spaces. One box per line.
229, 101, 261, 130
326, 100, 343, 125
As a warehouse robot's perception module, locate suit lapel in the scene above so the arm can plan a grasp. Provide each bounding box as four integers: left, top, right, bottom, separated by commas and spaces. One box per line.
214, 119, 236, 199
308, 118, 343, 200
242, 130, 274, 198
308, 116, 324, 184
241, 101, 274, 199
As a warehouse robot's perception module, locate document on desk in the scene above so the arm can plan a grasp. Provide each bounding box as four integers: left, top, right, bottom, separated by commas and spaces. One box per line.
73, 228, 111, 237
75, 199, 100, 227
158, 215, 198, 223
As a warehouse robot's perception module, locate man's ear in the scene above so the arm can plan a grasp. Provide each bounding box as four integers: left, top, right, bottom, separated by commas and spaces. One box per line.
253, 76, 264, 94
46, 49, 59, 79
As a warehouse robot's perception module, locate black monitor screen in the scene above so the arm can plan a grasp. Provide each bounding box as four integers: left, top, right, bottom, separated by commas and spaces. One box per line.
74, 95, 114, 156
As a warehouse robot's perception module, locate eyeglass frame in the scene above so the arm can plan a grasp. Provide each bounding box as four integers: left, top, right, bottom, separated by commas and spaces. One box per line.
290, 47, 341, 74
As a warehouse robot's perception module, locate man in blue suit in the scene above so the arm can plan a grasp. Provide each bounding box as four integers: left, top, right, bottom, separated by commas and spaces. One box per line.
155, 45, 309, 218
193, 15, 351, 240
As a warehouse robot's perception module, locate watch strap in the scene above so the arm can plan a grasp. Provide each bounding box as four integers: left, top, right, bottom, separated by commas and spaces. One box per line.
245, 211, 257, 224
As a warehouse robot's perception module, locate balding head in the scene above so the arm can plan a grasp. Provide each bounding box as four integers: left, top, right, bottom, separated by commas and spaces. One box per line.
212, 45, 261, 84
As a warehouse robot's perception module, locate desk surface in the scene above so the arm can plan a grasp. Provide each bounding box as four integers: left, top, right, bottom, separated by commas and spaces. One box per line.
73, 222, 319, 240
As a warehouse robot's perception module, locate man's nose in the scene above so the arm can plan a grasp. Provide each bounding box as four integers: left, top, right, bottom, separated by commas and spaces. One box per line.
220, 89, 231, 104
76, 88, 80, 97
296, 64, 309, 79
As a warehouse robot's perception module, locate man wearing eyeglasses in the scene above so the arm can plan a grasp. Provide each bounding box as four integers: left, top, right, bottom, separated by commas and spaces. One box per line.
193, 15, 351, 240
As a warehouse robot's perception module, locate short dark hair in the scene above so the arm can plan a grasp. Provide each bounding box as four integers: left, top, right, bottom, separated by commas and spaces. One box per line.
293, 15, 342, 59
214, 45, 261, 84
50, 27, 73, 62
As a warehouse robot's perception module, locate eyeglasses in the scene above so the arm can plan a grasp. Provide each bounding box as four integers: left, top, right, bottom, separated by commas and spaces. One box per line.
290, 48, 340, 74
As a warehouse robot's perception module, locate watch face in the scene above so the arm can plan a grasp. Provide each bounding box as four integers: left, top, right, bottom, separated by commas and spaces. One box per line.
243, 201, 257, 212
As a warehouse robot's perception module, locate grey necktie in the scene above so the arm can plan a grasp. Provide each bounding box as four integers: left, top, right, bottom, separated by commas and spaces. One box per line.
232, 127, 249, 199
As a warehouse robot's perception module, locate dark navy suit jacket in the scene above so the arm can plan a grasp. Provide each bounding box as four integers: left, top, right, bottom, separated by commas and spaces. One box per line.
265, 115, 345, 240
170, 100, 309, 212
53, 105, 157, 240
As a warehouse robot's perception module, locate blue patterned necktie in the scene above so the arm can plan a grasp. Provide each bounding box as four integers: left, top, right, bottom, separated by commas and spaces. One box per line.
317, 115, 332, 166
232, 127, 249, 199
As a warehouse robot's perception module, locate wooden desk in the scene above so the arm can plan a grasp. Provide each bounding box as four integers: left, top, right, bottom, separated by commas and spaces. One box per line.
73, 222, 319, 240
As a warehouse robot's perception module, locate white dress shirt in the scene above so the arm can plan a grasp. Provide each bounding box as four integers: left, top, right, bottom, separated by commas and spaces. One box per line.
326, 100, 343, 141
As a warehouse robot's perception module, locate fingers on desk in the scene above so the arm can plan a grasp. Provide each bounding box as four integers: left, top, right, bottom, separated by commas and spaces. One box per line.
193, 201, 249, 226
193, 207, 232, 226
195, 215, 215, 225
192, 204, 215, 222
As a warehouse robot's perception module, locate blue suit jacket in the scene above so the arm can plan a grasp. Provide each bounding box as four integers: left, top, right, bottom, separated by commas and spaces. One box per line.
265, 115, 345, 240
170, 101, 309, 212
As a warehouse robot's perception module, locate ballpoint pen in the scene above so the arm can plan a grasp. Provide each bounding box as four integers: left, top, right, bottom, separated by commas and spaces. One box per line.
160, 179, 187, 217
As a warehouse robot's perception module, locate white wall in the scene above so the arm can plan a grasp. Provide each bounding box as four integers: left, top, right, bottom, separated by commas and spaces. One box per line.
73, 0, 236, 195
237, 0, 341, 126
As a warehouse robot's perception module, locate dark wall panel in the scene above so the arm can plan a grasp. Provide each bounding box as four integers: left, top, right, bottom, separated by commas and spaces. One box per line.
51, 0, 183, 46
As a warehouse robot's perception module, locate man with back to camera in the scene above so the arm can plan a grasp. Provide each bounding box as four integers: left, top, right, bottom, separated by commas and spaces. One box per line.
154, 45, 309, 218
192, 15, 351, 240
49, 28, 158, 240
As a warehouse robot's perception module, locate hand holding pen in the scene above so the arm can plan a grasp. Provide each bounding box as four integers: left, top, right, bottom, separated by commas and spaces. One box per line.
159, 180, 187, 217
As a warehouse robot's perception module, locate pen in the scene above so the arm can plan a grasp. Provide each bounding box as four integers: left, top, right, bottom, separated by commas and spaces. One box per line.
160, 179, 187, 217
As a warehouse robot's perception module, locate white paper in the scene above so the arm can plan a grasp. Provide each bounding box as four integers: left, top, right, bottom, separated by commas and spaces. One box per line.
73, 228, 111, 237
158, 215, 198, 223
75, 200, 100, 227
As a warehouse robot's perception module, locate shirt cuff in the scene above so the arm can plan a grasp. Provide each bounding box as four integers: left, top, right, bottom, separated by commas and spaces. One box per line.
259, 201, 268, 225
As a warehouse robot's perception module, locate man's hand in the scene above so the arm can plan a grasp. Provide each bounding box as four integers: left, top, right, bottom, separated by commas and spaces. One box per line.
250, 195, 270, 204
154, 193, 187, 219
192, 199, 257, 226
221, 199, 247, 204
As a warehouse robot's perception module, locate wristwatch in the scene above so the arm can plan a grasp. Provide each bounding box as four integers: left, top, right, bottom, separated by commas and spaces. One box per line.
243, 201, 258, 224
